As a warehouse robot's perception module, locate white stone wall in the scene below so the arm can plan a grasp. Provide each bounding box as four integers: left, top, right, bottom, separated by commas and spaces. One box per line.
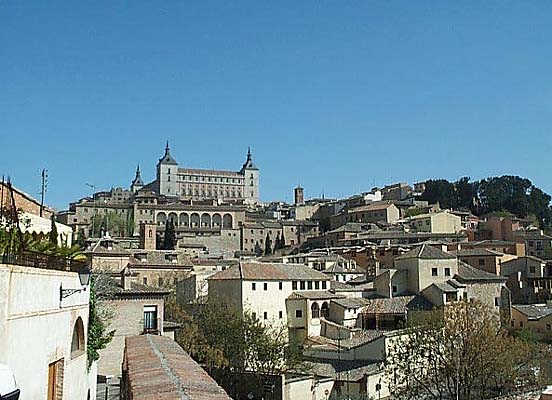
0, 263, 92, 400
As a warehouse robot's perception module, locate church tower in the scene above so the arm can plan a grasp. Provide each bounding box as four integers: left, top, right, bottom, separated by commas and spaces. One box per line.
240, 147, 260, 204
156, 141, 178, 196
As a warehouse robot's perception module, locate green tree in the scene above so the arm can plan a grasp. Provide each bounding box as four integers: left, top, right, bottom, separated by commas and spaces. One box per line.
76, 229, 87, 249
163, 220, 177, 250
90, 211, 128, 237
385, 301, 550, 400
165, 296, 305, 389
48, 214, 58, 245
264, 233, 272, 255
87, 274, 116, 369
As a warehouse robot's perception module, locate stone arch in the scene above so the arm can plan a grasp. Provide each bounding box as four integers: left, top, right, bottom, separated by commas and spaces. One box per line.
223, 213, 233, 229
179, 213, 189, 227
71, 316, 85, 358
311, 302, 320, 319
168, 212, 178, 226
156, 212, 167, 226
190, 213, 200, 228
212, 213, 222, 228
201, 213, 211, 228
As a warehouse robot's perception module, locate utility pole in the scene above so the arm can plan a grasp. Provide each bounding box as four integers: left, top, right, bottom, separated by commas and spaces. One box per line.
40, 169, 48, 217
86, 183, 96, 237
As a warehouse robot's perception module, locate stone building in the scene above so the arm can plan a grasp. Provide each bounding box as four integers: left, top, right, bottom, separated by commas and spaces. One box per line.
0, 254, 95, 400
155, 142, 260, 204
0, 180, 54, 218
97, 269, 173, 377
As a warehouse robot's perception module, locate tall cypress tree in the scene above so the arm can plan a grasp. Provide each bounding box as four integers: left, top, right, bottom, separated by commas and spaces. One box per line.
274, 232, 281, 251
254, 241, 263, 256
49, 214, 58, 245
264, 232, 272, 256
163, 220, 177, 250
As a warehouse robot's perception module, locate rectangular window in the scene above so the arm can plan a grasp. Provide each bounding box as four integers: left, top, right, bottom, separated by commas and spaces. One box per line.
292, 281, 298, 290
278, 282, 283, 290
158, 277, 163, 286
510, 320, 515, 328
494, 297, 500, 307
143, 277, 148, 285
295, 309, 303, 318
307, 281, 313, 290
530, 266, 536, 274
252, 282, 256, 291
432, 268, 438, 277
264, 282, 268, 291
392, 285, 398, 293
143, 305, 158, 331
263, 312, 268, 320
322, 281, 327, 289
547, 324, 551, 331
315, 281, 320, 290
279, 311, 283, 319
300, 281, 306, 290
445, 268, 451, 276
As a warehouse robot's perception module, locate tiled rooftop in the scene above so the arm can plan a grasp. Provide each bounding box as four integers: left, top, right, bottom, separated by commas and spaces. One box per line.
122, 335, 232, 400
208, 261, 329, 281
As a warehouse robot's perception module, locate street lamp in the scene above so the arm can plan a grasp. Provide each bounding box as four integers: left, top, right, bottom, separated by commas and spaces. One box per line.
60, 265, 92, 301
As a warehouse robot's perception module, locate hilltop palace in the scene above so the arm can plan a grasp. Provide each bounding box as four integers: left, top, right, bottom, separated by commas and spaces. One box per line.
133, 142, 260, 204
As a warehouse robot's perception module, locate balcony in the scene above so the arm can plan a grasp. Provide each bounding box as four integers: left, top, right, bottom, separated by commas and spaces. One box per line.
0, 251, 86, 273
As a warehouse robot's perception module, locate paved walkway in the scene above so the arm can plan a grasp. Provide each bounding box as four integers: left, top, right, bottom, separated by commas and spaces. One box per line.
96, 378, 120, 400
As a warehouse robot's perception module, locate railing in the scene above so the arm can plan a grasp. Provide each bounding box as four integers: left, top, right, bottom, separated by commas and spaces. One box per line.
0, 251, 86, 273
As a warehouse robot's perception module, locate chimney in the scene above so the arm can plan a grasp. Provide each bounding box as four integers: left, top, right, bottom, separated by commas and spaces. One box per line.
121, 266, 132, 290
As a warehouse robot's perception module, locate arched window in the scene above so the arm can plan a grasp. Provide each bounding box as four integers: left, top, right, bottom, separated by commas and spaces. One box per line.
311, 302, 320, 319
148, 229, 152, 238
71, 317, 85, 358
321, 302, 329, 319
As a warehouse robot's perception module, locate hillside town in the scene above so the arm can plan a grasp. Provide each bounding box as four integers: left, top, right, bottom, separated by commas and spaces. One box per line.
2, 143, 552, 400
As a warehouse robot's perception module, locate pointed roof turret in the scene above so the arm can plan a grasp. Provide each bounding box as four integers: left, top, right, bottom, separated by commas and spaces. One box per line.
158, 141, 178, 165
241, 146, 258, 171
131, 164, 144, 187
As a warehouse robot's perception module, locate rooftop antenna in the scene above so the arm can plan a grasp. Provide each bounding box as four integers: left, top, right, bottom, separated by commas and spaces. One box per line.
40, 169, 48, 217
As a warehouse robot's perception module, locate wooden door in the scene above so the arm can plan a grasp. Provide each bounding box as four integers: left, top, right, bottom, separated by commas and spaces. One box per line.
47, 362, 57, 400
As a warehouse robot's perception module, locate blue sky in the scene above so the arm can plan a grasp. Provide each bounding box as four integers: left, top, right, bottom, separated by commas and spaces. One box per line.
1, 1, 551, 209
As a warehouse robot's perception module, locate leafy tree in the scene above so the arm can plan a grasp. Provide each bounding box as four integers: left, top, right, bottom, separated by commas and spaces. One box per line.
90, 211, 128, 237
420, 179, 458, 209
165, 296, 305, 393
76, 229, 87, 249
385, 301, 550, 400
420, 175, 552, 229
264, 233, 272, 255
162, 220, 177, 250
87, 274, 116, 369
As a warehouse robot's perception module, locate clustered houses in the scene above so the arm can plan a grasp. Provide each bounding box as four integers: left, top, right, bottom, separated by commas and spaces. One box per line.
207, 242, 511, 399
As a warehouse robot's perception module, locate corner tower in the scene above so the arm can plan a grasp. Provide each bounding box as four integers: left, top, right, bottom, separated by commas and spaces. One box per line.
156, 141, 178, 196
130, 164, 145, 193
240, 147, 259, 204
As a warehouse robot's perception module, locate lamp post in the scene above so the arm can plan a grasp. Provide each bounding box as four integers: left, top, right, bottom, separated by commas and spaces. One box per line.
60, 265, 92, 301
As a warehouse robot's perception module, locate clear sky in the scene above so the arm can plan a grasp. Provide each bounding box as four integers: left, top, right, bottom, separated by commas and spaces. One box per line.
1, 1, 551, 209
